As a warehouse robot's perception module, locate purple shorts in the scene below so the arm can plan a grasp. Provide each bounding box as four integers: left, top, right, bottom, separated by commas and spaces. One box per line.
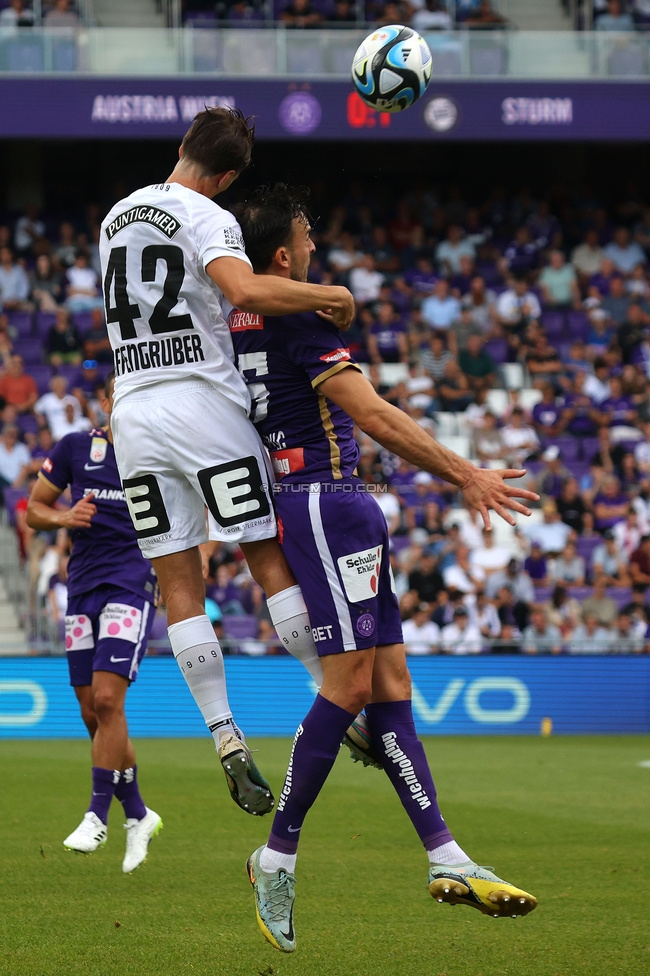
275, 479, 403, 656
65, 586, 155, 687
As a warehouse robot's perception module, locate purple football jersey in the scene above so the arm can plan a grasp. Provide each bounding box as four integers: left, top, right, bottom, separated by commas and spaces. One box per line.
39, 428, 156, 601
229, 310, 362, 483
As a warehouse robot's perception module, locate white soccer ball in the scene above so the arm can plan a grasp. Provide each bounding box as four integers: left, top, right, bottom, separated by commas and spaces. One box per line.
351, 25, 432, 114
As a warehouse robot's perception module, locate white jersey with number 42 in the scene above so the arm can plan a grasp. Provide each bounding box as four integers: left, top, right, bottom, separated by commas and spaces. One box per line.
100, 182, 251, 411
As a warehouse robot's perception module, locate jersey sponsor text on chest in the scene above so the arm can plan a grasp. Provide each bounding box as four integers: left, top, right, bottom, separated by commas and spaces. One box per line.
113, 334, 205, 375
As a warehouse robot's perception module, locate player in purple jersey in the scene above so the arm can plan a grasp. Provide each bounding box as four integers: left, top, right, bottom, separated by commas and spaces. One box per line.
230, 185, 540, 952
26, 374, 162, 873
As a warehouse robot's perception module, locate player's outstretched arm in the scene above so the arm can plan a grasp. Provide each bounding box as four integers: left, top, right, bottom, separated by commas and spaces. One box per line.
26, 479, 97, 531
206, 256, 355, 331
319, 368, 540, 530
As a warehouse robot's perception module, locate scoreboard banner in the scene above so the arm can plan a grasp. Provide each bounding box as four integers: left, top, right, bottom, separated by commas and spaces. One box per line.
0, 78, 648, 140
1, 655, 648, 738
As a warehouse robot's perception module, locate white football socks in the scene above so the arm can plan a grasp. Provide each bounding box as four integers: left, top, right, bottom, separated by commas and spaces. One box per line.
168, 615, 233, 742
428, 840, 471, 866
260, 845, 297, 875
267, 585, 323, 687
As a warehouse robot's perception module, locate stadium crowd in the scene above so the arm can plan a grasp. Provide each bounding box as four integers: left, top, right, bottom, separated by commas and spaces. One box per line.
2, 179, 650, 655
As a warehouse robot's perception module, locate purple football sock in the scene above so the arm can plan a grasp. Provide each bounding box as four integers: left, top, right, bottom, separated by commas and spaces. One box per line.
114, 765, 147, 821
365, 700, 454, 851
267, 694, 356, 856
88, 766, 120, 825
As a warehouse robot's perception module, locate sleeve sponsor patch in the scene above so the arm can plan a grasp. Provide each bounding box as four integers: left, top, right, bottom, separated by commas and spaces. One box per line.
223, 226, 246, 250
228, 310, 264, 331
42, 457, 53, 473
319, 348, 351, 363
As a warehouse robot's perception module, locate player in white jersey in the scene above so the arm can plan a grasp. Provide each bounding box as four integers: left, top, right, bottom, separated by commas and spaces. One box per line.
100, 107, 355, 816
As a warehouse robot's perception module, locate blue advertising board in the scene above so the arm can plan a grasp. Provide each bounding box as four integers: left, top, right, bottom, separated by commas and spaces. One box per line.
0, 78, 648, 140
0, 656, 648, 738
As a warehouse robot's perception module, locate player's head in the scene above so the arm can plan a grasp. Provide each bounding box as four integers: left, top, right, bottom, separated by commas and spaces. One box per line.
101, 371, 115, 424
232, 183, 314, 282
180, 107, 254, 185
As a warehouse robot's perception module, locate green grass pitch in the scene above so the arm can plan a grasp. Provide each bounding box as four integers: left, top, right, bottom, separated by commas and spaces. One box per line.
1, 735, 648, 976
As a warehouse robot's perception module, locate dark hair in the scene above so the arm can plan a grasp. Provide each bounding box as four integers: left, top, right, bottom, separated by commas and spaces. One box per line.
104, 370, 115, 398
181, 107, 255, 179
231, 183, 311, 273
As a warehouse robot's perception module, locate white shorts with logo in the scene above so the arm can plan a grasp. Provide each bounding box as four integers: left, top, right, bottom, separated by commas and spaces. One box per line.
111, 381, 276, 558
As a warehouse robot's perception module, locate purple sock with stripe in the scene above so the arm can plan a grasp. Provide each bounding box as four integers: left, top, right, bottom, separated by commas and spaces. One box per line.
267, 694, 356, 856
114, 765, 147, 821
365, 700, 454, 852
88, 766, 120, 825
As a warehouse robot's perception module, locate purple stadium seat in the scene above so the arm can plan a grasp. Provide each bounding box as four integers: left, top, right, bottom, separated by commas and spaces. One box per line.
540, 310, 565, 340
579, 437, 599, 461
566, 311, 589, 341
475, 262, 501, 286
2, 487, 28, 524
16, 413, 39, 436
71, 312, 93, 336
390, 536, 411, 554
576, 536, 600, 562
221, 615, 259, 640
607, 588, 632, 610
55, 365, 80, 389
6, 311, 33, 337
567, 585, 592, 603
484, 338, 508, 363
35, 312, 56, 338
545, 436, 581, 463
13, 338, 43, 364
533, 587, 553, 604
29, 365, 54, 395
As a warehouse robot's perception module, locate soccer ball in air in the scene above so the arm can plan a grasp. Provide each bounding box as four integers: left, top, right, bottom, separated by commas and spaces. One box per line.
351, 25, 432, 114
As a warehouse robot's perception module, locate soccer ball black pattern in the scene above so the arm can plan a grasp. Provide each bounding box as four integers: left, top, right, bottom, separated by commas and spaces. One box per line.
351, 25, 433, 114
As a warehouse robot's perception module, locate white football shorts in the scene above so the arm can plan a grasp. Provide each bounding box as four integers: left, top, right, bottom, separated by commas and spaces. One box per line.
111, 381, 277, 558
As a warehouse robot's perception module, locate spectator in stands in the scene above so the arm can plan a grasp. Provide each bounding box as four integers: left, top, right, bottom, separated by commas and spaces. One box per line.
0, 313, 14, 368
544, 583, 581, 637
420, 278, 461, 332
524, 332, 564, 389
348, 253, 384, 308
591, 528, 630, 586
402, 603, 441, 655
593, 474, 631, 533
531, 383, 565, 439
611, 610, 645, 653
0, 0, 35, 28
435, 225, 475, 276
0, 354, 38, 415
596, 0, 635, 29
571, 229, 606, 287
64, 250, 103, 314
34, 375, 84, 442
568, 612, 614, 653
588, 257, 619, 300
561, 370, 600, 438
522, 497, 573, 555
556, 477, 587, 535
458, 332, 497, 392
45, 308, 83, 367
629, 535, 650, 586
612, 507, 643, 559
407, 546, 444, 604
535, 445, 570, 499
599, 374, 642, 442
326, 0, 358, 24
52, 221, 78, 272
462, 0, 507, 28
496, 276, 541, 359
580, 576, 618, 627
81, 307, 112, 364
327, 230, 364, 277
366, 301, 408, 365
539, 250, 581, 309
619, 302, 649, 365
0, 246, 31, 313
469, 526, 511, 578
548, 540, 586, 587
440, 605, 483, 654
462, 276, 498, 334
419, 332, 454, 381
411, 0, 453, 30
14, 204, 45, 260
448, 306, 481, 357
500, 227, 540, 279
590, 424, 627, 475
0, 422, 30, 504
484, 557, 534, 621
473, 410, 505, 463
522, 606, 562, 655
44, 0, 80, 27
437, 358, 474, 412
29, 254, 63, 313
604, 225, 646, 275
582, 356, 611, 404
442, 543, 485, 595
500, 407, 540, 467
